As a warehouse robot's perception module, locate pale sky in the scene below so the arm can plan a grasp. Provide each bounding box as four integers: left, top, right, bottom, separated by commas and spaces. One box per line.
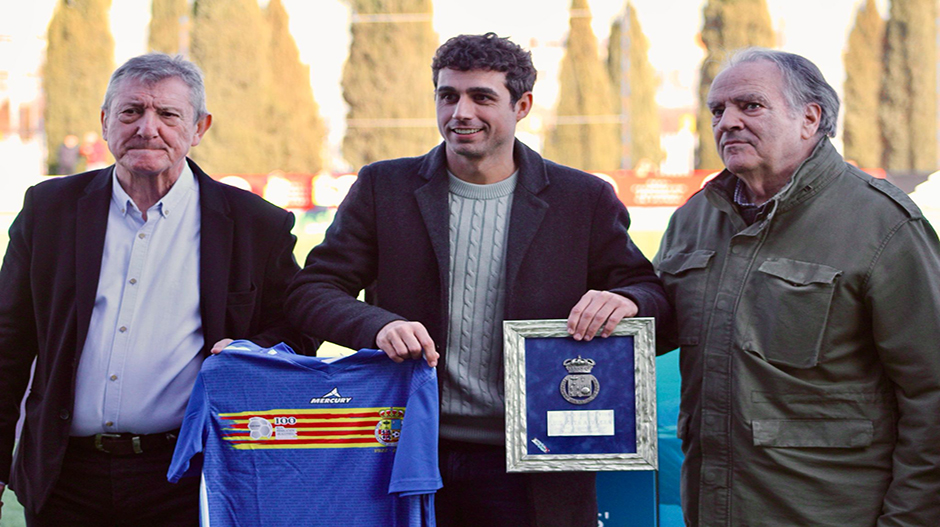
1, 0, 887, 160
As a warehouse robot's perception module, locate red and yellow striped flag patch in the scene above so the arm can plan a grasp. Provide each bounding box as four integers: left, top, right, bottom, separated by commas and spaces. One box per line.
219, 407, 406, 450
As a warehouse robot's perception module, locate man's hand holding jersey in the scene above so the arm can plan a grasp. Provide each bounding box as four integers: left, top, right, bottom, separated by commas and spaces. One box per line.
376, 320, 439, 368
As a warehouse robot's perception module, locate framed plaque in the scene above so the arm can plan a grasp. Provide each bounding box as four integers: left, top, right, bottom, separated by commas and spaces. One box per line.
503, 318, 656, 472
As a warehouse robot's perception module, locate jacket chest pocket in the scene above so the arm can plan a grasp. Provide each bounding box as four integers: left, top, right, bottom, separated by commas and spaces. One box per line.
752, 419, 873, 448
749, 258, 841, 368
658, 250, 714, 346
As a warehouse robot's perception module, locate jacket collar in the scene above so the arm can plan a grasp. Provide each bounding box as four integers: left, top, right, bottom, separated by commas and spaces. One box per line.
705, 138, 844, 221
773, 137, 844, 212
417, 139, 551, 195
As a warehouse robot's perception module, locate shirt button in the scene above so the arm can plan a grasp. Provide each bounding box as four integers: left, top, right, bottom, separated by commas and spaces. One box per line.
105, 421, 114, 427
129, 278, 137, 285
119, 326, 127, 333
59, 409, 70, 420
732, 245, 744, 255
110, 374, 118, 381
704, 471, 717, 483
705, 414, 717, 426
138, 233, 146, 239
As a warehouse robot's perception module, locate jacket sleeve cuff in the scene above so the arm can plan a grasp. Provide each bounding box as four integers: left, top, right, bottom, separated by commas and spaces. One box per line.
616, 284, 668, 320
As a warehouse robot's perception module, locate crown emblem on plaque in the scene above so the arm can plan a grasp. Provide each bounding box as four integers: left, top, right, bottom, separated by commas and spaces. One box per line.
560, 356, 600, 404
563, 356, 596, 374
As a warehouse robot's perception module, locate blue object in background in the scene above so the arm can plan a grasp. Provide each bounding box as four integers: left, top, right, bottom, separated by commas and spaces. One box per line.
656, 350, 683, 517
596, 471, 657, 526
595, 350, 683, 526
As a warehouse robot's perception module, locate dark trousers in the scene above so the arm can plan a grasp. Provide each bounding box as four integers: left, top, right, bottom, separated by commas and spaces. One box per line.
25, 439, 199, 527
436, 439, 597, 527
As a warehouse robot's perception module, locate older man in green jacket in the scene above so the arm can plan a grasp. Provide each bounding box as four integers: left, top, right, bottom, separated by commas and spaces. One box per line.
655, 48, 940, 526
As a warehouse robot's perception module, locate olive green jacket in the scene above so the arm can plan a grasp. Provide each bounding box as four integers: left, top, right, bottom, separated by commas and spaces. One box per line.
655, 139, 940, 527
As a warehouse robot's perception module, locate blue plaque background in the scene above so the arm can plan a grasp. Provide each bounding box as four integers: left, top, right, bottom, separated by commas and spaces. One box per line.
523, 336, 637, 456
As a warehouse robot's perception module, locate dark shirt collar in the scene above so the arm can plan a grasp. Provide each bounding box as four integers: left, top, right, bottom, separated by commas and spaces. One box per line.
732, 178, 767, 225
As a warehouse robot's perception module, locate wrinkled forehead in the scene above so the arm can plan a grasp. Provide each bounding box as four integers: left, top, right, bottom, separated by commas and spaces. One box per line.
108, 76, 195, 111
708, 61, 784, 102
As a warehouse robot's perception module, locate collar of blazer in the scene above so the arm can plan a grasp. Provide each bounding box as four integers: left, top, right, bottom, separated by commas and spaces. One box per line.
416, 139, 551, 197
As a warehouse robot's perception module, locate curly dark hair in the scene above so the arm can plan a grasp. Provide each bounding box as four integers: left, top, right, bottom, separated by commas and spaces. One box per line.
432, 32, 537, 104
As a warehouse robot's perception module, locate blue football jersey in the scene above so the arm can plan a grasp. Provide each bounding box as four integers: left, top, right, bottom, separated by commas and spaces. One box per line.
168, 341, 442, 526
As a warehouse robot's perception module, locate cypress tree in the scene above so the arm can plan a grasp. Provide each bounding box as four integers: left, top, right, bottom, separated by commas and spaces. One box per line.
544, 0, 620, 172
190, 0, 274, 173
843, 0, 884, 169
148, 0, 189, 55
608, 3, 663, 169
43, 0, 114, 173
880, 0, 937, 173
697, 0, 774, 171
265, 0, 327, 173
342, 0, 439, 170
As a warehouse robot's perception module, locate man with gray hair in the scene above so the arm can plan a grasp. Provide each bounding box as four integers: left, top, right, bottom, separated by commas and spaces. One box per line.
0, 53, 305, 524
655, 48, 940, 525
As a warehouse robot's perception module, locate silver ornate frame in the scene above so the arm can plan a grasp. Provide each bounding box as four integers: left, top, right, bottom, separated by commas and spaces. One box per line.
503, 318, 657, 472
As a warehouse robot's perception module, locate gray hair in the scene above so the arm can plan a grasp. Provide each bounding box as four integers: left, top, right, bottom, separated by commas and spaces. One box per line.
101, 53, 208, 122
725, 47, 839, 138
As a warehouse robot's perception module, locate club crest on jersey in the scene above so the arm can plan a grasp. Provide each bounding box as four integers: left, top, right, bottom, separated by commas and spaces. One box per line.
374, 408, 404, 446
309, 387, 352, 404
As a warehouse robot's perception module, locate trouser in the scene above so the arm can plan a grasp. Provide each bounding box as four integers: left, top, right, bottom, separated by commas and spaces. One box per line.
25, 436, 199, 527
436, 439, 597, 527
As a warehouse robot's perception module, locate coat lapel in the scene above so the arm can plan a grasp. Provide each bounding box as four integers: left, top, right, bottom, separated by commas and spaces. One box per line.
193, 160, 233, 352
504, 141, 549, 293
74, 168, 113, 356
414, 146, 451, 314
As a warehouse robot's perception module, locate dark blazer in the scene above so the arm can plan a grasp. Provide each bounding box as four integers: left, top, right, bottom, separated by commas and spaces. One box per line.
286, 140, 670, 525
0, 159, 305, 513
288, 140, 670, 351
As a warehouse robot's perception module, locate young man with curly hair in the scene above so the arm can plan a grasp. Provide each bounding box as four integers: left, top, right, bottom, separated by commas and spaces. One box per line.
288, 33, 670, 526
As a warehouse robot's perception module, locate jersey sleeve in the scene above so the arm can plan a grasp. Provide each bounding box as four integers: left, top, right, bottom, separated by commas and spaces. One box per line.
389, 363, 442, 497
167, 371, 210, 483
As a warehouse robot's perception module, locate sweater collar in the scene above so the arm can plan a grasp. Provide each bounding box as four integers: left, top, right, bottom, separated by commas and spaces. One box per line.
419, 138, 549, 196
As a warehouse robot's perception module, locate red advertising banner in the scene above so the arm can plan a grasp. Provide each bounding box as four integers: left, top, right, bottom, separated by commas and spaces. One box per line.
601, 170, 717, 208
214, 167, 888, 211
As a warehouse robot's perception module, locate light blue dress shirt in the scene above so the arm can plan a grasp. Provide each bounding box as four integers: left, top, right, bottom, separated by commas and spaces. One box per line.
71, 164, 204, 436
